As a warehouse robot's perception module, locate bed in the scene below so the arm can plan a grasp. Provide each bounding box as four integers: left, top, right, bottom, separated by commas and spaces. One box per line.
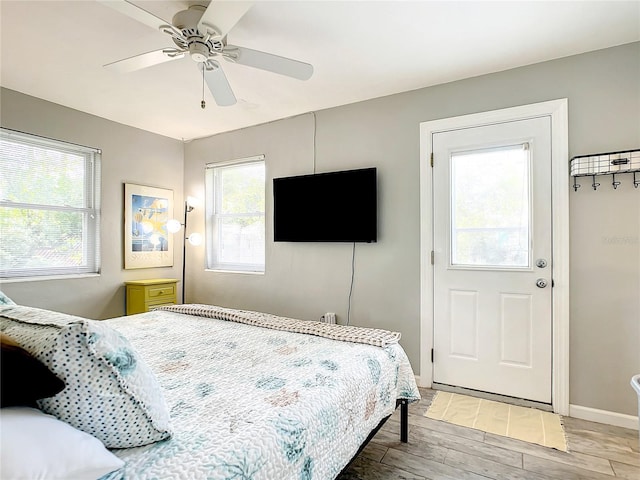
0, 302, 420, 480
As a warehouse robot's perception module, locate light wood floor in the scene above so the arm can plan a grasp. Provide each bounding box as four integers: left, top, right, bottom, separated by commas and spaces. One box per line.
339, 388, 639, 480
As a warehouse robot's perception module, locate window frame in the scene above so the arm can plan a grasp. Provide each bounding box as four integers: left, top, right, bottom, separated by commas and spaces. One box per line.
0, 128, 101, 279
205, 155, 266, 273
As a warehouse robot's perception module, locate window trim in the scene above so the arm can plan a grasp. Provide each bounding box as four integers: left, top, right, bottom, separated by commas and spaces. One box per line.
205, 155, 266, 273
0, 128, 101, 279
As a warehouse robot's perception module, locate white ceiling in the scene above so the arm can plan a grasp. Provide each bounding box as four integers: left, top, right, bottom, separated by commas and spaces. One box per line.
1, 1, 639, 141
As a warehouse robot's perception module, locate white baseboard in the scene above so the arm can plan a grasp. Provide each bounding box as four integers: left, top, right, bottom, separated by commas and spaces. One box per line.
569, 404, 639, 431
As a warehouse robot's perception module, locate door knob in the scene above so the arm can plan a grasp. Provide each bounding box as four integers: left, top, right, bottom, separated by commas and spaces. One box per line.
536, 278, 548, 288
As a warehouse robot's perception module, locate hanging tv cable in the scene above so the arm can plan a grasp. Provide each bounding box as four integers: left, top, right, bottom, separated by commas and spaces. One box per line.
346, 242, 356, 326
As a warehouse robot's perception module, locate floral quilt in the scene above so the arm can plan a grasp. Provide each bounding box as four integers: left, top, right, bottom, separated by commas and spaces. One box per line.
104, 309, 420, 480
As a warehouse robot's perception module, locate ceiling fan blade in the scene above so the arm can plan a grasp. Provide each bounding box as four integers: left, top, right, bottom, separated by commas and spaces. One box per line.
197, 1, 253, 39
200, 62, 236, 107
97, 0, 169, 31
104, 49, 184, 73
223, 45, 313, 80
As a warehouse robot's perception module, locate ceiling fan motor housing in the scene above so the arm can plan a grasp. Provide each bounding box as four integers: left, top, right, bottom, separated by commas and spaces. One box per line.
171, 5, 219, 61
171, 5, 206, 32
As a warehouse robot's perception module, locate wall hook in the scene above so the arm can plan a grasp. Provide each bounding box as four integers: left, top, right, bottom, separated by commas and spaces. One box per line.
591, 175, 600, 190
634, 172, 640, 189
611, 173, 621, 189
573, 176, 581, 192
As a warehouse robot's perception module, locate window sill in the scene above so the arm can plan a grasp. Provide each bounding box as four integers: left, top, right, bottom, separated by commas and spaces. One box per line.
205, 269, 264, 275
1, 273, 100, 283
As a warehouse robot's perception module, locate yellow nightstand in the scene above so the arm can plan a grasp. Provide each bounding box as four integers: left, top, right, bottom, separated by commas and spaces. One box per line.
125, 278, 179, 315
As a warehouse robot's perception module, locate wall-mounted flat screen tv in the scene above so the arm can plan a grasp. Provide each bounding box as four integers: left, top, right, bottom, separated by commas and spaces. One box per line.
273, 167, 377, 242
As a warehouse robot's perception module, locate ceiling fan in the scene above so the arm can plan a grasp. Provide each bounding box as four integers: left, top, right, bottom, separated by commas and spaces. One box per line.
98, 0, 313, 107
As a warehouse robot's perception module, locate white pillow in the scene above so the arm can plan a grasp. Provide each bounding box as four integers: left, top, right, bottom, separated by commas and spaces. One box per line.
0, 407, 124, 480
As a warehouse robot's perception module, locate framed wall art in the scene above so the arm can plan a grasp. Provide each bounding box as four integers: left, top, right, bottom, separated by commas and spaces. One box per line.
123, 183, 174, 269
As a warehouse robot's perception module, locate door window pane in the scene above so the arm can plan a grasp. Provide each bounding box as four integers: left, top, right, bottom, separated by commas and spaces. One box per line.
451, 145, 530, 268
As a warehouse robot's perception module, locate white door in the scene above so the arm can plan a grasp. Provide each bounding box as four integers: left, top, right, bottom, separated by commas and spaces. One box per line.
432, 116, 552, 403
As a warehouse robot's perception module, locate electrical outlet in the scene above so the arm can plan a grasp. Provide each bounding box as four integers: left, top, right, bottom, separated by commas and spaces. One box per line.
324, 312, 336, 324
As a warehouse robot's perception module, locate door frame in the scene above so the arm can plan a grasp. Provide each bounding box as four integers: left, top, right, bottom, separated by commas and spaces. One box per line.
419, 99, 569, 415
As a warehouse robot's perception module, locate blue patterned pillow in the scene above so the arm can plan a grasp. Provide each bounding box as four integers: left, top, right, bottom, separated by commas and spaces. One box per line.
0, 305, 171, 448
0, 291, 16, 305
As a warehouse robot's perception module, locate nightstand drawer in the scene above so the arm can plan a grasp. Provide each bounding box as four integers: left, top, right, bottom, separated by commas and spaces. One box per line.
147, 284, 175, 300
148, 301, 176, 311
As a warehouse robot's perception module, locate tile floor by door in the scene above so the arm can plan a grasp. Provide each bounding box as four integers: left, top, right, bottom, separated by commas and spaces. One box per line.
338, 388, 640, 480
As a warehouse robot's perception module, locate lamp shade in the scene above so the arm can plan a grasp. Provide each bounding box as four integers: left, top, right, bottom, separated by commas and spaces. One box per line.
166, 219, 182, 233
187, 233, 203, 246
186, 196, 200, 210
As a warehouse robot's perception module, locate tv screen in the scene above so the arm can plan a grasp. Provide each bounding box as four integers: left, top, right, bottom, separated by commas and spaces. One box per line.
273, 167, 377, 242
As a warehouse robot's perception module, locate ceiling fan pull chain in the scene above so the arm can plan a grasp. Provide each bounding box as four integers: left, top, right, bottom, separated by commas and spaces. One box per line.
201, 64, 206, 109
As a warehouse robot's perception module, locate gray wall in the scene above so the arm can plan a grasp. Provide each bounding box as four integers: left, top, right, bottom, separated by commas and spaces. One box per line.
0, 88, 184, 319
184, 42, 640, 416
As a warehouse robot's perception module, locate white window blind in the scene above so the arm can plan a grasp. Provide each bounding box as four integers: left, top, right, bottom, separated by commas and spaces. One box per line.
205, 156, 265, 272
0, 128, 101, 278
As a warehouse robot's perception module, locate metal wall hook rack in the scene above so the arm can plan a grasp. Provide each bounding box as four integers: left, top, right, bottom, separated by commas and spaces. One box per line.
570, 148, 640, 192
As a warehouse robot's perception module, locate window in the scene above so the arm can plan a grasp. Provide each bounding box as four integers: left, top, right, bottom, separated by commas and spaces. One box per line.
205, 156, 265, 272
450, 144, 531, 268
0, 129, 101, 278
